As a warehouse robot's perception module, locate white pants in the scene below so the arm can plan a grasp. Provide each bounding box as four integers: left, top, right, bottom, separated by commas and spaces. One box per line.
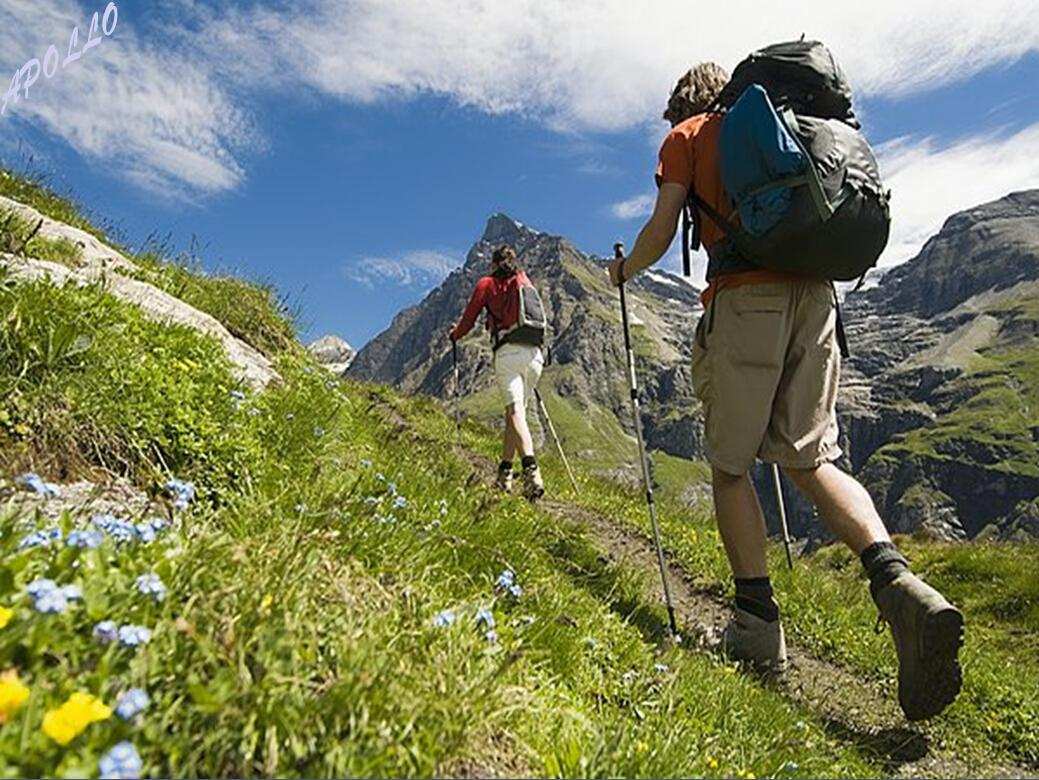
493, 344, 544, 409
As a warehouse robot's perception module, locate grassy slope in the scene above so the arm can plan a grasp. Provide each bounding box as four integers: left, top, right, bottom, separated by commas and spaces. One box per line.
1, 178, 1035, 777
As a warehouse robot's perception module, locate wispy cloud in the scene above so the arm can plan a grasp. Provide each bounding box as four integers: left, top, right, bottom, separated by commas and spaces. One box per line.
345, 249, 460, 290
0, 0, 257, 200
4, 0, 1039, 200
611, 192, 655, 220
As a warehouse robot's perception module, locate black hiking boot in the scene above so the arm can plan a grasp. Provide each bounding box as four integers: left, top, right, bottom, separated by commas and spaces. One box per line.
873, 571, 964, 721
522, 463, 544, 503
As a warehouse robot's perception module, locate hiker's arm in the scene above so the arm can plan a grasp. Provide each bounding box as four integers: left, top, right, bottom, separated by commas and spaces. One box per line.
450, 282, 488, 341
609, 182, 687, 285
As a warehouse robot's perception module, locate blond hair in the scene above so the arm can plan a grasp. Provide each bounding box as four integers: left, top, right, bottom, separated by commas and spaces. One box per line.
663, 62, 729, 126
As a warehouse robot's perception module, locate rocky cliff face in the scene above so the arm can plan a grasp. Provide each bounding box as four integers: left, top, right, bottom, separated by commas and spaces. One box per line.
353, 194, 1039, 542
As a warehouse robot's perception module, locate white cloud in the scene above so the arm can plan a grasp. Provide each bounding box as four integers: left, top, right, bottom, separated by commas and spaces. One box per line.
346, 248, 460, 290
203, 0, 1039, 133
4, 0, 1039, 200
611, 192, 655, 219
0, 0, 257, 199
877, 122, 1039, 266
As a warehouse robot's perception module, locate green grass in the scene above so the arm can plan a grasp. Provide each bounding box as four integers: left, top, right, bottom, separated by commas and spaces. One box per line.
0, 168, 106, 243
0, 270, 878, 778
121, 251, 299, 360
1, 208, 82, 268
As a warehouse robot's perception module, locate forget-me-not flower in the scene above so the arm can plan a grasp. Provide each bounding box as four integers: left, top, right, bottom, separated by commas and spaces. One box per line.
433, 609, 456, 628
18, 473, 60, 498
475, 607, 495, 630
118, 625, 152, 647
135, 573, 166, 602
114, 688, 150, 721
18, 527, 62, 549
94, 620, 118, 643
67, 529, 104, 549
165, 479, 196, 511
392, 495, 407, 510
26, 578, 58, 599
98, 741, 143, 779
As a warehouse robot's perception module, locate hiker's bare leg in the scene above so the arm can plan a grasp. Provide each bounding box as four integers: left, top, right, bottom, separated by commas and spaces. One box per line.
502, 410, 518, 463
506, 402, 535, 459
712, 467, 769, 578
783, 463, 890, 554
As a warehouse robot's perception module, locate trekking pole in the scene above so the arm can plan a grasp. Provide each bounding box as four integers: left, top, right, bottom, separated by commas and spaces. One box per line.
451, 340, 462, 444
533, 387, 579, 495
771, 463, 794, 570
614, 243, 680, 640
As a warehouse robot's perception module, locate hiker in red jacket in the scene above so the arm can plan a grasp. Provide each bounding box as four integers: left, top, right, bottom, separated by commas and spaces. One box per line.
607, 62, 963, 722
450, 245, 546, 501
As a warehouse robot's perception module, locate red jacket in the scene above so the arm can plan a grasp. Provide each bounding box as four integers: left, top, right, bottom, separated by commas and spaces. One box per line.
451, 271, 531, 342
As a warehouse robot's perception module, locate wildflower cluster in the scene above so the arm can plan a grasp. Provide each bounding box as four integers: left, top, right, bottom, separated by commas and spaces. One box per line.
26, 579, 82, 614
17, 472, 60, 498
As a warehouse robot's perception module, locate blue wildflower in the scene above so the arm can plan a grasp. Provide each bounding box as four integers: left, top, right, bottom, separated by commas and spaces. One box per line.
438, 500, 448, 517
508, 583, 523, 598
94, 620, 118, 643
135, 573, 166, 602
91, 513, 137, 544
34, 589, 69, 614
134, 523, 157, 544
230, 389, 246, 403
495, 569, 515, 590
17, 472, 60, 498
484, 629, 499, 643
165, 478, 196, 511
99, 741, 143, 780
433, 610, 456, 628
364, 496, 381, 506
375, 472, 386, 482
387, 482, 398, 495
67, 529, 104, 549
118, 625, 152, 647
654, 663, 669, 673
114, 688, 150, 721
314, 426, 325, 438
61, 584, 83, 601
26, 578, 58, 598
475, 607, 495, 630
392, 495, 407, 510
145, 517, 168, 534
18, 526, 62, 549
361, 459, 372, 468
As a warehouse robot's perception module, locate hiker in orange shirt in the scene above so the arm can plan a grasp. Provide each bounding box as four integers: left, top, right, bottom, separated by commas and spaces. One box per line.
608, 62, 963, 721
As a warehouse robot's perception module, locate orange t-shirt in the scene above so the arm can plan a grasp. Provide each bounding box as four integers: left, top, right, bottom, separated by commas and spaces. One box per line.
656, 114, 801, 306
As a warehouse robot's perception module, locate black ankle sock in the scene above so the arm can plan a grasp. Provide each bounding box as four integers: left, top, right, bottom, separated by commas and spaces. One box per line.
521, 456, 537, 470
860, 541, 909, 597
499, 460, 513, 473
735, 576, 780, 622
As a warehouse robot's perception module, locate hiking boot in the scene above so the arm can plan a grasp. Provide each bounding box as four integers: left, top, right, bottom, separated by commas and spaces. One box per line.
522, 463, 545, 502
495, 466, 513, 493
873, 571, 964, 721
720, 606, 787, 674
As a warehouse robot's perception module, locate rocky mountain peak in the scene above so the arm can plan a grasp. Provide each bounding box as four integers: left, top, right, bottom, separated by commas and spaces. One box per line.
480, 212, 539, 246
308, 334, 355, 373
855, 189, 1039, 317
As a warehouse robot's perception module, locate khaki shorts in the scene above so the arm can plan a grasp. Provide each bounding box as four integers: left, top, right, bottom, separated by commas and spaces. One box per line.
691, 280, 842, 475
493, 343, 543, 409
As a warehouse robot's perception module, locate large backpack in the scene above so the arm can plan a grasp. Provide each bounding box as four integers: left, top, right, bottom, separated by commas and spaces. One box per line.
490, 274, 547, 350
683, 40, 890, 283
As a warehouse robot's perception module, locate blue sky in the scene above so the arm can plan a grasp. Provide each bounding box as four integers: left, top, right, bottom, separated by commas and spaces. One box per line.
3, 1, 1039, 347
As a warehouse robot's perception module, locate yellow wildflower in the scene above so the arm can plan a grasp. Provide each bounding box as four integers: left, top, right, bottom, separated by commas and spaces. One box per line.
42, 692, 111, 745
0, 670, 30, 724
0, 606, 12, 629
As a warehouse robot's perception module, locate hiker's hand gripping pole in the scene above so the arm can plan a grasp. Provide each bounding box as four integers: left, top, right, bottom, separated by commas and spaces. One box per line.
615, 243, 680, 640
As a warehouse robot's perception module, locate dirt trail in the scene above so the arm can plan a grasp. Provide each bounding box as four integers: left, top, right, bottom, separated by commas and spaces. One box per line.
366, 392, 1033, 779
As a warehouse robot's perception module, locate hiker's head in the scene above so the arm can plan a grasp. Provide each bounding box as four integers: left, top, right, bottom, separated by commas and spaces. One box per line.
491, 245, 520, 278
663, 62, 729, 126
